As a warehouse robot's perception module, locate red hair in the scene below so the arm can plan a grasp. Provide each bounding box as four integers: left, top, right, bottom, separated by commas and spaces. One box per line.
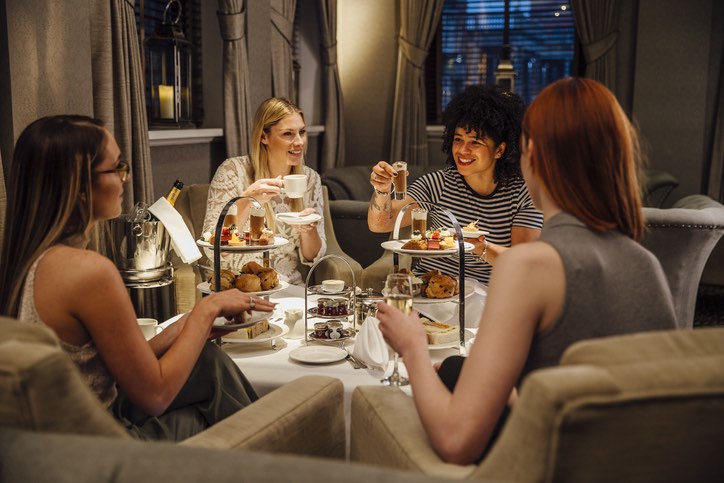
523, 77, 644, 240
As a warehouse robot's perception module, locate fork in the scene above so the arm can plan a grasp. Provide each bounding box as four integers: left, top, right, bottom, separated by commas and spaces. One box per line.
344, 348, 367, 369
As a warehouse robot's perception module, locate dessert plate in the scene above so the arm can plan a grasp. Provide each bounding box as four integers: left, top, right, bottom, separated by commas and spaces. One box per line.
222, 323, 289, 344
275, 212, 322, 225
289, 346, 347, 364
381, 239, 474, 258
197, 236, 289, 251
161, 313, 269, 331
461, 230, 490, 238
197, 279, 290, 296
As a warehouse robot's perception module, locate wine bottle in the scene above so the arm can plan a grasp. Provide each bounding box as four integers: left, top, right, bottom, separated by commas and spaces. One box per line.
165, 180, 184, 206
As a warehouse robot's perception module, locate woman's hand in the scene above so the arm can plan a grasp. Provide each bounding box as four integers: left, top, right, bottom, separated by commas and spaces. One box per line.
370, 161, 398, 194
376, 301, 428, 357
243, 177, 283, 205
291, 207, 319, 234
199, 290, 276, 327
470, 234, 488, 260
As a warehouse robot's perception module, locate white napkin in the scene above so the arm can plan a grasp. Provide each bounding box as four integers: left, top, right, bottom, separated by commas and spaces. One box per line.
149, 197, 201, 264
414, 279, 487, 328
352, 316, 389, 371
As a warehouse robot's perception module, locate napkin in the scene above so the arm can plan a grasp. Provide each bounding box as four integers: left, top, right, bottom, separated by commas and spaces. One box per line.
414, 279, 487, 328
149, 197, 201, 264
352, 316, 389, 371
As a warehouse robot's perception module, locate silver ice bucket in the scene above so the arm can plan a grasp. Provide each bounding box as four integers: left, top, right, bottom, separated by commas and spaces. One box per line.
107, 215, 171, 279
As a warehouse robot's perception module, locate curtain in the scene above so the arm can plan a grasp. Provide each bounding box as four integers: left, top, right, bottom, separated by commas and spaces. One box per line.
218, 0, 252, 158
317, 0, 344, 170
707, 46, 724, 203
390, 0, 444, 167
90, 0, 153, 208
571, 0, 620, 93
270, 0, 296, 101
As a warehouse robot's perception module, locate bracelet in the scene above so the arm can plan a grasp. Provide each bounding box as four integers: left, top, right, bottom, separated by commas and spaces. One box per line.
480, 239, 488, 263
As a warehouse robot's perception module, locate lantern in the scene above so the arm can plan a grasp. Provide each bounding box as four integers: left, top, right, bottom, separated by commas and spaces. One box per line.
145, 0, 193, 128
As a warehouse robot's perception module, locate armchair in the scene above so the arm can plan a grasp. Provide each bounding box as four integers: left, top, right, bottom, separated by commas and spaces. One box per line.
642, 194, 724, 328
0, 317, 345, 458
350, 328, 724, 482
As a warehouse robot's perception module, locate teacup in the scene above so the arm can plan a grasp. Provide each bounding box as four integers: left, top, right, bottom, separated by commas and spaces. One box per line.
283, 174, 307, 199
137, 318, 159, 340
322, 279, 345, 293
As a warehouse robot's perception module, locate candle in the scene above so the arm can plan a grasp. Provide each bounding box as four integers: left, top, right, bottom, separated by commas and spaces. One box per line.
158, 85, 174, 120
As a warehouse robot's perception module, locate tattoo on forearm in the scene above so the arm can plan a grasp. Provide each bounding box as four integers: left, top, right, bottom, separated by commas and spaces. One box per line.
371, 194, 393, 220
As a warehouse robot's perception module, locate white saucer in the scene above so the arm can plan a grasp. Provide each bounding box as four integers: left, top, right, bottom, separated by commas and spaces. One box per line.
461, 230, 489, 238
289, 345, 347, 364
276, 213, 322, 225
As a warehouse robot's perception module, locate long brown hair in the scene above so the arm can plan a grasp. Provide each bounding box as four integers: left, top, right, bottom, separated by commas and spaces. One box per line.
249, 97, 306, 230
522, 77, 644, 240
0, 115, 106, 316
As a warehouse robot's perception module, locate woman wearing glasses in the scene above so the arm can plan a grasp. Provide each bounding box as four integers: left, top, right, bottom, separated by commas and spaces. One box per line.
0, 115, 273, 440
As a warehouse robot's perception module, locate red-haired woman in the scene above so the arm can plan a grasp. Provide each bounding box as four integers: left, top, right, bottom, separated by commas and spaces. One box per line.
376, 78, 677, 465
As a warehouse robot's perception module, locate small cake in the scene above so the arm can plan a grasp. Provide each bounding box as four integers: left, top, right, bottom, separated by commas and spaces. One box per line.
228, 233, 245, 246
401, 239, 427, 250
421, 318, 458, 345
225, 319, 270, 340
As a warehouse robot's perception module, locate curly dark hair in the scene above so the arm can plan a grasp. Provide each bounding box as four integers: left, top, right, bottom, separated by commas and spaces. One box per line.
441, 85, 525, 185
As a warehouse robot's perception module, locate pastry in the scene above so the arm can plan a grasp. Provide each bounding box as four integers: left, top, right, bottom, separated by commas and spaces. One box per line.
228, 233, 245, 246
241, 261, 265, 275
462, 220, 478, 232
224, 319, 270, 340
208, 269, 236, 291
401, 239, 427, 250
235, 273, 262, 292
257, 267, 279, 291
424, 273, 458, 299
420, 317, 458, 345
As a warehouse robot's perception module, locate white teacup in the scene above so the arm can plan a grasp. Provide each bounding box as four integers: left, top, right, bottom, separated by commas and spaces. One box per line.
137, 318, 159, 340
283, 174, 307, 199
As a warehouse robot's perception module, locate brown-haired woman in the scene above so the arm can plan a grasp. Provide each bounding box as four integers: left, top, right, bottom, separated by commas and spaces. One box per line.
376, 78, 677, 465
0, 115, 274, 440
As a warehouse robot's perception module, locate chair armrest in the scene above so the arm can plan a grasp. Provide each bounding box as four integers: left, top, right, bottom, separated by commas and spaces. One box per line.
181, 375, 345, 459
350, 386, 475, 478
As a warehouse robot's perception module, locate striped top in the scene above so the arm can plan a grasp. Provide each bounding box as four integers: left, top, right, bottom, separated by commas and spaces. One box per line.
407, 166, 543, 284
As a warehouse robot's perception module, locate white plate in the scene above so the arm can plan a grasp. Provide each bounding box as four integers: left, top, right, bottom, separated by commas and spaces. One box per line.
289, 345, 347, 364
413, 282, 475, 304
461, 230, 489, 238
197, 236, 289, 252
222, 322, 289, 343
428, 329, 475, 350
197, 279, 290, 296
275, 212, 322, 225
381, 239, 474, 258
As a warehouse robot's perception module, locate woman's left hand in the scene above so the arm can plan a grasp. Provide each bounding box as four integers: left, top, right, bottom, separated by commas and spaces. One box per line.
376, 301, 428, 356
291, 208, 319, 234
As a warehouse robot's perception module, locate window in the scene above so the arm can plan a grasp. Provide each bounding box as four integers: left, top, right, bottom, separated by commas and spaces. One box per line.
426, 0, 576, 123
135, 0, 204, 126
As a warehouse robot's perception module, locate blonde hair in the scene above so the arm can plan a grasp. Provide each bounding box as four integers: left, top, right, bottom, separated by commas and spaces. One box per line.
249, 97, 306, 231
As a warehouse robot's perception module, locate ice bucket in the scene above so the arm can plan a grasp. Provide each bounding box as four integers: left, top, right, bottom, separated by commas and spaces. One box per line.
107, 215, 171, 277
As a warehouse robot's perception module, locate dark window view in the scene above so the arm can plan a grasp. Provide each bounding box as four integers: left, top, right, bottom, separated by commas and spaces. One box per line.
431, 0, 575, 120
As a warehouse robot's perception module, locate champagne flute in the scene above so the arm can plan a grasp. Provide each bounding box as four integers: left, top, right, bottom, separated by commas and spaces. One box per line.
381, 273, 413, 387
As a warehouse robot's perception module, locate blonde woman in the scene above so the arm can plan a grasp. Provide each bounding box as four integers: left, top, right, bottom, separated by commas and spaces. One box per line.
203, 98, 325, 285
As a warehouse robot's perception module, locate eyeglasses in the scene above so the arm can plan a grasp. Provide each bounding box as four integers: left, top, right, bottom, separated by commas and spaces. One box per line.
94, 160, 130, 182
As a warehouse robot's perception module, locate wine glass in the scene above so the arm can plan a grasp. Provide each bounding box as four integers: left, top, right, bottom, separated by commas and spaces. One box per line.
380, 273, 413, 387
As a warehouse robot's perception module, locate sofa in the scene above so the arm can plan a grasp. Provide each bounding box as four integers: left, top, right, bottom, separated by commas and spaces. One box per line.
350, 327, 724, 482
0, 316, 499, 483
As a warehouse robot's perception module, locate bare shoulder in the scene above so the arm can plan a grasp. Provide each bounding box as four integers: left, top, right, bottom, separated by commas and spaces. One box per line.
40, 246, 122, 288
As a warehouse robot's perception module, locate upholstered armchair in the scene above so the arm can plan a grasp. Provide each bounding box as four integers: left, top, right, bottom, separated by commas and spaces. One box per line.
0, 317, 345, 458
350, 328, 724, 482
642, 194, 724, 328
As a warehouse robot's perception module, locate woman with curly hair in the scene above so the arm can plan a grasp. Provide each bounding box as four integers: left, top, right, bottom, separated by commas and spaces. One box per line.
368, 85, 542, 284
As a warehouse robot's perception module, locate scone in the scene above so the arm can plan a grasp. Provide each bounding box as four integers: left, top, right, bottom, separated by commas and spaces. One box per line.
208, 269, 236, 291
257, 267, 279, 291
235, 273, 262, 292
425, 273, 457, 298
241, 261, 264, 275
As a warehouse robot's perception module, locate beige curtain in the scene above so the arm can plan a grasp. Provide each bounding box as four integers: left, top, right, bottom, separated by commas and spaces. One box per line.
270, 0, 296, 101
90, 0, 153, 208
218, 0, 252, 158
317, 0, 345, 170
390, 0, 444, 167
707, 47, 724, 203
571, 0, 620, 93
